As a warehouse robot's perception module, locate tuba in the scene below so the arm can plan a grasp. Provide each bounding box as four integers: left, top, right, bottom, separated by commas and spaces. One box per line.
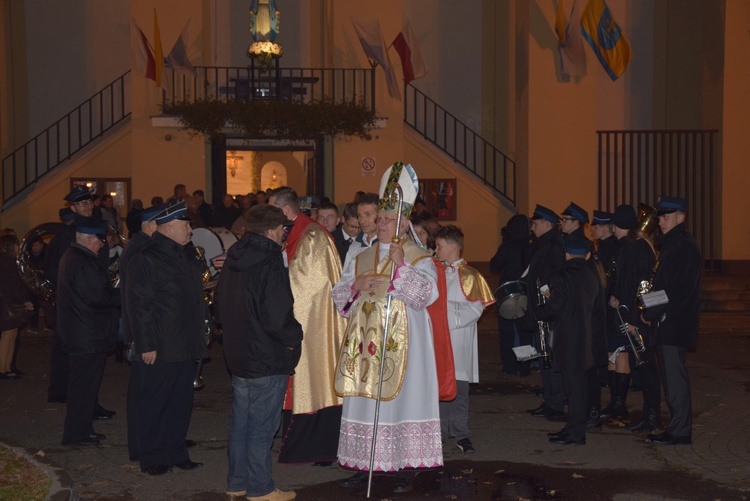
17, 223, 69, 303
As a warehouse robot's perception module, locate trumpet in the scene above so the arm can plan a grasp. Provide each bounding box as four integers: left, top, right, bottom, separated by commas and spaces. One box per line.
536, 279, 553, 369
614, 305, 647, 367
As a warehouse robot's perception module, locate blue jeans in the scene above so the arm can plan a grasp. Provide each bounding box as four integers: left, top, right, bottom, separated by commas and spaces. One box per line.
227, 374, 288, 496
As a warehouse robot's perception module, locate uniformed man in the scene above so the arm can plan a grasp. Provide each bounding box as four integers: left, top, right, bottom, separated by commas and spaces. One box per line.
643, 196, 700, 445
537, 235, 602, 445
58, 216, 120, 446
524, 205, 566, 419
120, 204, 161, 462
46, 186, 116, 421
126, 201, 210, 474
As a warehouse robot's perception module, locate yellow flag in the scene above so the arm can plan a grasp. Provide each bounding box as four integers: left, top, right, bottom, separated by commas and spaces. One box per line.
153, 9, 164, 89
580, 0, 631, 80
555, 0, 567, 46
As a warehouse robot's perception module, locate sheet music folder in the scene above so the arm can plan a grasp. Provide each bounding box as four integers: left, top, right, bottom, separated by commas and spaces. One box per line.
513, 345, 541, 362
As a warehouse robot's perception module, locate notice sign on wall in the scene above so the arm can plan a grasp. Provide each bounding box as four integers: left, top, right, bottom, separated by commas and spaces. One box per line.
361, 157, 376, 177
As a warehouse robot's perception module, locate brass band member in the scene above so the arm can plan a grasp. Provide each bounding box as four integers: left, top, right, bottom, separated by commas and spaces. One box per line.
643, 196, 701, 446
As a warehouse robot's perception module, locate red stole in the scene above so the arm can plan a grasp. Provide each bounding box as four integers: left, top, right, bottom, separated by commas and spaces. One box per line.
284, 212, 317, 260
427, 258, 458, 401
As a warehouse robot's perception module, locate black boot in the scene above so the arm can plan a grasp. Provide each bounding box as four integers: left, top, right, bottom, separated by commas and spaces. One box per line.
586, 405, 602, 429
599, 371, 616, 418
628, 407, 661, 433
600, 373, 630, 420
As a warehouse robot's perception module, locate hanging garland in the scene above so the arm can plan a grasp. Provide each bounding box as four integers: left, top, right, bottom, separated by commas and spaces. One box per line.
163, 99, 376, 141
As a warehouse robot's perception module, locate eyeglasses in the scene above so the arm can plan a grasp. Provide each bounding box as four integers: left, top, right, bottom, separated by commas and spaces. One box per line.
375, 216, 398, 225
74, 199, 93, 207
560, 217, 577, 223
95, 234, 107, 244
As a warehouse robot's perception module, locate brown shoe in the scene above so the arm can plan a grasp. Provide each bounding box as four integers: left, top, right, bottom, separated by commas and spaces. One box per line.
246, 489, 296, 501
225, 491, 245, 501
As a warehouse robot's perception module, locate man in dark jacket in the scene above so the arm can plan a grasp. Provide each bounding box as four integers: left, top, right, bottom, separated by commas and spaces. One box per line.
119, 204, 160, 462
57, 217, 120, 446
536, 235, 602, 445
125, 201, 210, 475
217, 204, 302, 501
524, 205, 566, 418
490, 214, 531, 377
643, 196, 701, 446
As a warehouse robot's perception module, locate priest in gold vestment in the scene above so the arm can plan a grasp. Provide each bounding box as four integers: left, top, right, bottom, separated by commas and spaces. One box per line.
269, 187, 347, 464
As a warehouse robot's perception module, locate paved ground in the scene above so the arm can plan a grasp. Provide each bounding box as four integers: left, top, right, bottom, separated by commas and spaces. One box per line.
1, 311, 749, 500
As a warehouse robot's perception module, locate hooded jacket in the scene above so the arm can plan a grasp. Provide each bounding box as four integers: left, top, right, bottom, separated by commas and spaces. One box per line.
216, 231, 302, 378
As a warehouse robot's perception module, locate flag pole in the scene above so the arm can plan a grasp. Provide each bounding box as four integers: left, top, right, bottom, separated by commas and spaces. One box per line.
366, 183, 403, 498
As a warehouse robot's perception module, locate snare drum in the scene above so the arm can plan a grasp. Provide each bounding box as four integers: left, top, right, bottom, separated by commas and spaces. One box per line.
191, 227, 238, 275
493, 280, 528, 319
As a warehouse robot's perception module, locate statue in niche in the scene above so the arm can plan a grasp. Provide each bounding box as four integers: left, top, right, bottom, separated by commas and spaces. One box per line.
249, 0, 280, 42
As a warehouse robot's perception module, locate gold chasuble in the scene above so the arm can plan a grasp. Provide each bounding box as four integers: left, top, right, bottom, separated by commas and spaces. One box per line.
335, 240, 431, 401
287, 219, 347, 414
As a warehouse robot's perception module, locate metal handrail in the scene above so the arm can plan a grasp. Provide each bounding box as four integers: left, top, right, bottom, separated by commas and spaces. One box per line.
2, 70, 131, 207
163, 65, 376, 113
597, 129, 720, 269
403, 83, 516, 207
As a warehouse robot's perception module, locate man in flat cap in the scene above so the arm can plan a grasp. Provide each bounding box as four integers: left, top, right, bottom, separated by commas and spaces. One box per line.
535, 235, 602, 445
217, 204, 302, 501
642, 196, 701, 445
57, 216, 120, 446
523, 205, 566, 419
126, 201, 210, 474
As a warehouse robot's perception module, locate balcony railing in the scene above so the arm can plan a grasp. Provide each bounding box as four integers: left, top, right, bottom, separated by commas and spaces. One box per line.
2, 71, 131, 207
597, 129, 720, 268
164, 65, 376, 112
404, 83, 516, 207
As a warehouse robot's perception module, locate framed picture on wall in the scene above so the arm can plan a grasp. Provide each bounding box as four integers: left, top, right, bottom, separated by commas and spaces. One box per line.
419, 178, 457, 221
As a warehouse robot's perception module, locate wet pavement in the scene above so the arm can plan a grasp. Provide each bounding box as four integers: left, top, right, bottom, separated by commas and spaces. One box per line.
1, 311, 749, 500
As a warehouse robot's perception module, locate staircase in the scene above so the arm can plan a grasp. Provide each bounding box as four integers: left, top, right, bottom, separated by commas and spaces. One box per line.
2, 71, 131, 208
702, 274, 750, 312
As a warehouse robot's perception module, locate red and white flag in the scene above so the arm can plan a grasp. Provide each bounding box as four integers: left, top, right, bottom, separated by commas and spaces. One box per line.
391, 22, 428, 85
132, 17, 168, 90
350, 17, 401, 101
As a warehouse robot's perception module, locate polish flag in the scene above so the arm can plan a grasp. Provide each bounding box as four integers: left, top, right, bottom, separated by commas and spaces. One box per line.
132, 18, 156, 82
391, 22, 428, 85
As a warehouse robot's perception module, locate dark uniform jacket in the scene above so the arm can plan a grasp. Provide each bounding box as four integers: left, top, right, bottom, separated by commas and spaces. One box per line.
490, 214, 531, 284
596, 234, 620, 340
535, 257, 602, 371
332, 225, 354, 265
44, 225, 76, 287
126, 232, 210, 363
613, 236, 656, 328
56, 243, 120, 354
643, 223, 701, 348
522, 227, 565, 332
216, 231, 302, 379
119, 231, 154, 345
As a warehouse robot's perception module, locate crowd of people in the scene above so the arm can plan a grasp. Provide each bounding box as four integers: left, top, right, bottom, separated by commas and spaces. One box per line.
489, 197, 701, 447
0, 169, 701, 500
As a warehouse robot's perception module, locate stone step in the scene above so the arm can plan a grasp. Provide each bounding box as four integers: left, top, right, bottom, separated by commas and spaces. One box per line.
702, 299, 750, 312
702, 290, 750, 301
